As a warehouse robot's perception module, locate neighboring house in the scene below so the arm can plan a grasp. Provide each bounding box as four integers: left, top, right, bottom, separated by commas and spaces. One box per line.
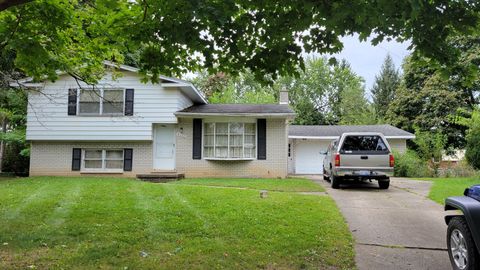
440, 149, 466, 168
16, 62, 295, 178
287, 125, 415, 174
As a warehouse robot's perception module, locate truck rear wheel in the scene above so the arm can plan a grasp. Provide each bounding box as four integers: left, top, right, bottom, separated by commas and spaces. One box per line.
331, 175, 340, 189
447, 216, 480, 270
378, 180, 390, 189
323, 167, 329, 181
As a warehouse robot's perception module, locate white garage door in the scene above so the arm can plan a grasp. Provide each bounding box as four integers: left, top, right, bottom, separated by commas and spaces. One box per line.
295, 140, 330, 174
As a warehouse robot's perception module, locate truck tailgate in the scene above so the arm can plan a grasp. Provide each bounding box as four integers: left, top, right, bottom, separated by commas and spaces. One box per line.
340, 154, 390, 168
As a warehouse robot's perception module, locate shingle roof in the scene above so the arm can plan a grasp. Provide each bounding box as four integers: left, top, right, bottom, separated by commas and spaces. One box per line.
289, 124, 415, 138
176, 104, 295, 116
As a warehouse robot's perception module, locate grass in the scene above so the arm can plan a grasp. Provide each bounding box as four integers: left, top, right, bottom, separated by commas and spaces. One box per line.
0, 177, 354, 269
173, 177, 325, 192
417, 177, 480, 205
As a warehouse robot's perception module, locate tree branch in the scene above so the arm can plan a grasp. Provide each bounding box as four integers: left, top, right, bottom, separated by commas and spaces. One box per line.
0, 0, 32, 12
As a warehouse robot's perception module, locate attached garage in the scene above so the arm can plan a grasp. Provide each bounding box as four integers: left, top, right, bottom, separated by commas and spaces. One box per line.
288, 124, 415, 175
294, 139, 331, 174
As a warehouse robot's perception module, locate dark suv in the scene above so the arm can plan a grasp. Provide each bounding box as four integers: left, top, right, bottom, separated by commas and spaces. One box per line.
445, 185, 480, 270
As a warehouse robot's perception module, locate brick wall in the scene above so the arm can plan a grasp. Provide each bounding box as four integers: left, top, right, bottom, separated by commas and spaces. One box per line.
30, 141, 152, 177
175, 118, 288, 178
30, 118, 289, 178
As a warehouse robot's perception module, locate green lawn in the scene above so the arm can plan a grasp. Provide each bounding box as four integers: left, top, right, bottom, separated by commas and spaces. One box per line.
173, 177, 325, 192
418, 177, 480, 205
0, 177, 354, 269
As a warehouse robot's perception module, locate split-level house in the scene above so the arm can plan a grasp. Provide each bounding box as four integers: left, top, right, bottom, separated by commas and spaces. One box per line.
17, 62, 414, 179
17, 62, 295, 178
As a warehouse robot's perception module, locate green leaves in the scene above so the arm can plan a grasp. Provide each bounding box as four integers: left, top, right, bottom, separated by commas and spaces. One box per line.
371, 54, 400, 120
2, 0, 479, 84
464, 108, 480, 169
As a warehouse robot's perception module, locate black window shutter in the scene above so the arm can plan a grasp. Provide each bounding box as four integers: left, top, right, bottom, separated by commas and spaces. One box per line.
68, 89, 77, 115
72, 148, 81, 171
257, 119, 267, 160
124, 148, 133, 171
192, 119, 202, 159
125, 89, 134, 116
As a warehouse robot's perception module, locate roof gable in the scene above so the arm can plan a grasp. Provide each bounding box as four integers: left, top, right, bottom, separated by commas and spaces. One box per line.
10, 61, 207, 104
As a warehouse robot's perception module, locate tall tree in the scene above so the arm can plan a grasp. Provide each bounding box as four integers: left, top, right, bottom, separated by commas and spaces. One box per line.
0, 88, 28, 173
280, 57, 376, 125
0, 49, 27, 173
193, 57, 374, 125
331, 61, 375, 125
386, 54, 474, 150
453, 107, 480, 169
371, 55, 400, 120
386, 23, 480, 150
279, 57, 332, 125
192, 70, 276, 104
0, 0, 478, 84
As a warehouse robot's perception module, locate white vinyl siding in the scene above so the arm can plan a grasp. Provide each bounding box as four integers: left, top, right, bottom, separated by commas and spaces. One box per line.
26, 71, 194, 141
203, 122, 256, 160
386, 139, 407, 153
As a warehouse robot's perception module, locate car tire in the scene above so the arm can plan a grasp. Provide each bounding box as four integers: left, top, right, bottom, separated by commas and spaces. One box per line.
323, 168, 329, 181
447, 216, 480, 270
331, 175, 340, 189
378, 180, 390, 189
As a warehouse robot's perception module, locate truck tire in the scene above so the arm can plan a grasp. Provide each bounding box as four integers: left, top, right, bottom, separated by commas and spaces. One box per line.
323, 167, 329, 181
378, 180, 390, 189
331, 175, 340, 189
447, 216, 480, 270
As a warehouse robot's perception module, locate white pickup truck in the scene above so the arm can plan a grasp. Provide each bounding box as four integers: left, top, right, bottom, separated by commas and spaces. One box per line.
322, 132, 394, 189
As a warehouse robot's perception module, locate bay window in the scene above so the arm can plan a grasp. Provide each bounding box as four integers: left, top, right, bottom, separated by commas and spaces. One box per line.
204, 122, 256, 159
83, 149, 124, 171
78, 89, 124, 115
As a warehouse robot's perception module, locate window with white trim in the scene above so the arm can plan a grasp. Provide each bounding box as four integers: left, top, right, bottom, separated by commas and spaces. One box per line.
203, 122, 256, 159
78, 89, 124, 115
83, 149, 124, 171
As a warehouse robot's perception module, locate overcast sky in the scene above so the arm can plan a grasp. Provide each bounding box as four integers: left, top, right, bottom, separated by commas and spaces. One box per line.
327, 35, 411, 96
187, 34, 411, 98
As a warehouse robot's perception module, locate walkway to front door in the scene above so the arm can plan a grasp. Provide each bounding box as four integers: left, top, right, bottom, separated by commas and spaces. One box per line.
153, 124, 175, 171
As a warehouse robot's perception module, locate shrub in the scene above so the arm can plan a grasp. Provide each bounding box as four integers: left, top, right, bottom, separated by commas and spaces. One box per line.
393, 150, 432, 178
465, 110, 480, 170
1, 142, 29, 176
414, 129, 446, 162
438, 160, 478, 178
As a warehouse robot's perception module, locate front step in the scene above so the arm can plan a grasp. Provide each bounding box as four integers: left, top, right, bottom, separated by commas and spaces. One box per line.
136, 172, 184, 183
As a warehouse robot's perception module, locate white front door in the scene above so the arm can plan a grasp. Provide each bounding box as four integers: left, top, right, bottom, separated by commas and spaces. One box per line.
295, 140, 329, 174
153, 124, 176, 171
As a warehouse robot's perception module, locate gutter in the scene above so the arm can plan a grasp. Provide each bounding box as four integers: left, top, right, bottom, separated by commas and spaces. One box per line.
288, 135, 416, 140
175, 112, 296, 119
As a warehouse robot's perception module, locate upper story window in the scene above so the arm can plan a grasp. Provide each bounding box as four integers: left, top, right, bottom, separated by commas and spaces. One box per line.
78, 89, 124, 116
203, 122, 256, 160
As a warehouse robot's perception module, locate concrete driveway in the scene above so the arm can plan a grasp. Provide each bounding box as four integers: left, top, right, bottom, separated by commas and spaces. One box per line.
309, 176, 451, 270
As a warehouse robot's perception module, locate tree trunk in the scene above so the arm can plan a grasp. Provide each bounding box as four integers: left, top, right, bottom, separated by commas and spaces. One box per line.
0, 119, 6, 173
